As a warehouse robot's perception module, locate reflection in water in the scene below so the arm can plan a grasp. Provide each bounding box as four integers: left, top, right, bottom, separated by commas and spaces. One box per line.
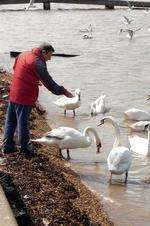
1, 4, 150, 225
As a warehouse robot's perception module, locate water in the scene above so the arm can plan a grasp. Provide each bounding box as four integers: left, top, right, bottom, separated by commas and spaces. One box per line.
0, 3, 150, 225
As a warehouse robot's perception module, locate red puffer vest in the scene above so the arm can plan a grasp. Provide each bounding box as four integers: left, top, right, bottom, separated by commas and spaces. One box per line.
9, 48, 45, 105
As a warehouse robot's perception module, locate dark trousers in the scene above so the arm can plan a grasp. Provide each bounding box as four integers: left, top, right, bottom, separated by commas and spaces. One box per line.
3, 101, 32, 152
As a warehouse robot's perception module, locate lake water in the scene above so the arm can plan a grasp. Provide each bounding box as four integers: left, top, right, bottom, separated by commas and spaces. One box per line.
0, 2, 150, 225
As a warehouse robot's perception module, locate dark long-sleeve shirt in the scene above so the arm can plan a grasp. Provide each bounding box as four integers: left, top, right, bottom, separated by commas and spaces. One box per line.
35, 59, 65, 95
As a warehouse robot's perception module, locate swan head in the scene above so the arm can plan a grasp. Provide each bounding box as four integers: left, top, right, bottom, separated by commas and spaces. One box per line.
91, 103, 96, 116
144, 123, 150, 131
146, 95, 150, 100
101, 94, 106, 99
96, 142, 102, 153
75, 88, 81, 101
97, 116, 116, 126
97, 118, 105, 126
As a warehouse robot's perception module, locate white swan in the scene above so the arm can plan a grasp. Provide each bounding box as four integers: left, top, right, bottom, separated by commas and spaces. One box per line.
91, 94, 108, 116
54, 88, 81, 116
129, 123, 150, 156
79, 24, 93, 33
98, 116, 132, 183
31, 126, 101, 160
124, 108, 150, 121
119, 28, 141, 40
128, 121, 150, 132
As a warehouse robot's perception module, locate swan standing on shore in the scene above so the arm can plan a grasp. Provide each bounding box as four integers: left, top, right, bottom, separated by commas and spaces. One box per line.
124, 108, 150, 121
91, 94, 107, 116
54, 88, 81, 116
98, 116, 132, 183
31, 126, 102, 160
129, 123, 150, 156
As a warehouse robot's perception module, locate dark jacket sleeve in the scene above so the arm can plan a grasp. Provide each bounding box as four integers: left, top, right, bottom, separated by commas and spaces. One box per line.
35, 59, 65, 95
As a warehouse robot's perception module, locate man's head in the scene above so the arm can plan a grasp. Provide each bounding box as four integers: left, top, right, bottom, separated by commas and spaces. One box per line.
39, 42, 55, 61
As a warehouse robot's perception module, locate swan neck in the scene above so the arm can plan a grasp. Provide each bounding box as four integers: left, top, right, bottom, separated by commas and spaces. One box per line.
83, 127, 101, 145
107, 118, 121, 148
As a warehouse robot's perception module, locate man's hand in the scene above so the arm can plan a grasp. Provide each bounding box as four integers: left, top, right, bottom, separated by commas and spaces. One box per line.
63, 89, 74, 98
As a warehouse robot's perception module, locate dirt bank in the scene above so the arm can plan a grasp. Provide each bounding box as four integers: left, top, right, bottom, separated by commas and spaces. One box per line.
0, 68, 114, 226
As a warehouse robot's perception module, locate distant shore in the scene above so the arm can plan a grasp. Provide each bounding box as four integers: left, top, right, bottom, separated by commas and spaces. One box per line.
0, 66, 114, 225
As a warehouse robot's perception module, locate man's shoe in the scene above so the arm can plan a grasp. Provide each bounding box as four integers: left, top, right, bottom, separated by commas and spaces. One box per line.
20, 148, 37, 158
2, 147, 18, 155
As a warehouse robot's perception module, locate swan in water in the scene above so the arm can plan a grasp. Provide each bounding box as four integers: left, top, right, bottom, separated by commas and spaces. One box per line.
79, 24, 93, 33
31, 126, 102, 160
128, 123, 150, 156
119, 28, 141, 40
79, 24, 93, 39
128, 121, 150, 132
124, 108, 150, 121
98, 116, 132, 183
90, 94, 108, 116
54, 88, 81, 116
25, 0, 35, 10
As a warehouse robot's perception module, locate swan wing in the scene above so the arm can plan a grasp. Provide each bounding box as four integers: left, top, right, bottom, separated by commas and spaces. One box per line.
124, 108, 150, 121
129, 135, 148, 156
91, 95, 106, 114
54, 96, 70, 107
130, 121, 150, 131
60, 134, 89, 149
107, 147, 132, 174
96, 98, 106, 114
47, 127, 89, 149
46, 126, 81, 139
54, 97, 80, 110
32, 127, 68, 143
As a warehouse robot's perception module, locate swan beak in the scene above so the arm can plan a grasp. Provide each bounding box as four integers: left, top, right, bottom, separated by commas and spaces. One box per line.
96, 143, 102, 153
97, 119, 104, 126
145, 124, 150, 130
79, 94, 81, 101
146, 95, 150, 100
91, 112, 94, 117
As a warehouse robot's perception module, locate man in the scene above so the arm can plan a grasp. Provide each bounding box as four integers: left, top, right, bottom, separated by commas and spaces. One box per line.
2, 43, 73, 157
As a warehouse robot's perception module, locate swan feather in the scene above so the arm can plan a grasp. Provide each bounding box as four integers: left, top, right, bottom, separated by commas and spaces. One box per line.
54, 89, 81, 110
124, 108, 150, 121
129, 135, 149, 156
91, 94, 107, 115
107, 147, 132, 174
129, 121, 150, 131
31, 126, 101, 159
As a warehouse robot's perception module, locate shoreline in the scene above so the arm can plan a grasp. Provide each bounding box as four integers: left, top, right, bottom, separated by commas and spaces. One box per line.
0, 67, 114, 225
